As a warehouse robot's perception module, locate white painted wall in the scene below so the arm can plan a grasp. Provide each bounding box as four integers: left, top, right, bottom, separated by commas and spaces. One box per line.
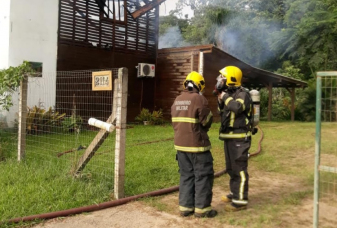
0, 1, 11, 126
1, 0, 59, 127
0, 0, 10, 70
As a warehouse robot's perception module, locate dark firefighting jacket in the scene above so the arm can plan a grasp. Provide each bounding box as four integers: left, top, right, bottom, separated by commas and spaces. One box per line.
171, 88, 213, 152
218, 87, 253, 140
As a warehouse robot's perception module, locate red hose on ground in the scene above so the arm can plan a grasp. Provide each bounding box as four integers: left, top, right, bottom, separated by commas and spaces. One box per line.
5, 126, 263, 224
6, 186, 180, 224
249, 125, 264, 157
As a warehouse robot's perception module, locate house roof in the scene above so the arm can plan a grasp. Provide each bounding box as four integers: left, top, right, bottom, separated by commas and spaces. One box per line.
159, 44, 308, 89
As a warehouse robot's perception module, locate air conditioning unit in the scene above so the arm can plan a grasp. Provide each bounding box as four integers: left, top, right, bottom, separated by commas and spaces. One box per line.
137, 63, 155, 78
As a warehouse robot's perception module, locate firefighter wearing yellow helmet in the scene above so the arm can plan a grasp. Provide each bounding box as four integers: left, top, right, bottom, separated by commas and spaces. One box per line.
217, 66, 253, 212
171, 71, 217, 218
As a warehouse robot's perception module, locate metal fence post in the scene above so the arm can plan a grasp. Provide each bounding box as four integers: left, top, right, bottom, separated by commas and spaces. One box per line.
313, 73, 321, 228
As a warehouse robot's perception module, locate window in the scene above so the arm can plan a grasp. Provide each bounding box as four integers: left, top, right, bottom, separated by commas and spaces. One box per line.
29, 62, 43, 77
100, 0, 126, 22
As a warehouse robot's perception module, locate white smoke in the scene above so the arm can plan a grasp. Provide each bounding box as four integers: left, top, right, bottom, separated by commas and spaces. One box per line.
158, 26, 191, 49
213, 16, 282, 68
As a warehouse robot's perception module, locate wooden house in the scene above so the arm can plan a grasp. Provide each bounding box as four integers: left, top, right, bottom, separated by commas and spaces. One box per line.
56, 1, 307, 123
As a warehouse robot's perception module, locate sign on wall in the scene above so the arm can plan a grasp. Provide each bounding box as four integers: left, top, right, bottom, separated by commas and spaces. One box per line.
92, 71, 113, 91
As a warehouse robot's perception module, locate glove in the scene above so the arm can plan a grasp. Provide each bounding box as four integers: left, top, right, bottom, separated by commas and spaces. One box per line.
218, 91, 227, 102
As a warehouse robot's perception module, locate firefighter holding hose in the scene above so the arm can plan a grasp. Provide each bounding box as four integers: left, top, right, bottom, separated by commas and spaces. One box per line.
217, 66, 254, 211
171, 71, 217, 218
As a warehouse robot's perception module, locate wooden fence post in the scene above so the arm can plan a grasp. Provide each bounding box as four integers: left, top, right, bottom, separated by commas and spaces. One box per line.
18, 76, 28, 161
267, 82, 273, 121
114, 67, 128, 199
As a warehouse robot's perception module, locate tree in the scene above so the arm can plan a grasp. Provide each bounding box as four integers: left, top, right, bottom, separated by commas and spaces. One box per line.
177, 0, 286, 20
0, 61, 35, 111
296, 79, 316, 121
174, 1, 285, 69
271, 0, 337, 77
182, 6, 231, 45
259, 62, 307, 121
159, 12, 189, 36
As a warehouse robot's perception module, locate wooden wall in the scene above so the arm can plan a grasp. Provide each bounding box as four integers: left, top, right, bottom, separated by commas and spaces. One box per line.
156, 45, 222, 122
58, 0, 158, 57
56, 0, 159, 122
155, 49, 198, 119
57, 44, 155, 121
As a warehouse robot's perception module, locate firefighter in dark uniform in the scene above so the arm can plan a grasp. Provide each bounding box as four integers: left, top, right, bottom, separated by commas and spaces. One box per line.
217, 66, 253, 211
171, 71, 217, 218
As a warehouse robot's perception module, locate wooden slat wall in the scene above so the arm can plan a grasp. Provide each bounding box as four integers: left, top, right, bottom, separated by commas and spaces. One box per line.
58, 0, 157, 57
156, 50, 198, 119
155, 46, 221, 121
57, 0, 159, 122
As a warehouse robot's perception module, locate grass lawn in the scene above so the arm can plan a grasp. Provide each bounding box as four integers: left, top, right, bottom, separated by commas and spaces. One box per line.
0, 121, 336, 227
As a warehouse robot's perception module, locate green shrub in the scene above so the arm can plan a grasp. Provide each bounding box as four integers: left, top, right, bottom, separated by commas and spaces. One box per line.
135, 108, 153, 123
0, 61, 36, 111
26, 106, 66, 134
61, 115, 83, 132
135, 108, 164, 125
151, 109, 164, 125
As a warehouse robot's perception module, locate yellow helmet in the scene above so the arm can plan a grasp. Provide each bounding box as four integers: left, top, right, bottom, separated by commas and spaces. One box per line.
219, 66, 242, 87
183, 71, 206, 92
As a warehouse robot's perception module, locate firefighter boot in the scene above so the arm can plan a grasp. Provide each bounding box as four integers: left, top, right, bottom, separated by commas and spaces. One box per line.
194, 210, 218, 218
180, 210, 194, 217
225, 203, 247, 212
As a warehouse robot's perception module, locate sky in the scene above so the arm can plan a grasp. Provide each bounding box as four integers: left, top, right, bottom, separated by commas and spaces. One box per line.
159, 0, 194, 18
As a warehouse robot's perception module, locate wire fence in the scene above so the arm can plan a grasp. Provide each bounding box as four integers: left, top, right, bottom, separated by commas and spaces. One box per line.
0, 67, 180, 221
1, 68, 123, 210
29, 69, 119, 178
314, 72, 337, 228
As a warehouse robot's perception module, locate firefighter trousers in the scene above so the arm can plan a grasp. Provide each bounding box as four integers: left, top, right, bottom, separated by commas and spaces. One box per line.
223, 138, 250, 205
176, 150, 214, 213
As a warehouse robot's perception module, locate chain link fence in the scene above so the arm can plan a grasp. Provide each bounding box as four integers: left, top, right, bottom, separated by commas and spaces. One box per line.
23, 69, 120, 180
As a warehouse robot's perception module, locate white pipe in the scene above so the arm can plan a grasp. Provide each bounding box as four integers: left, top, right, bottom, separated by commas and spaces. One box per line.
88, 118, 114, 132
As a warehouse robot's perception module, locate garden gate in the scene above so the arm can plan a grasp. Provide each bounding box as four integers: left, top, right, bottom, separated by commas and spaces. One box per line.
314, 71, 337, 227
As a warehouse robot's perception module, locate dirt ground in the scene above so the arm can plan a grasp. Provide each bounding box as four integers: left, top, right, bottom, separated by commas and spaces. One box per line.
30, 169, 337, 228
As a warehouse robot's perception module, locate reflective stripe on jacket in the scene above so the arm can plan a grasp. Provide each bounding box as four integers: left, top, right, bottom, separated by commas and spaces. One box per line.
171, 88, 213, 152
218, 87, 252, 140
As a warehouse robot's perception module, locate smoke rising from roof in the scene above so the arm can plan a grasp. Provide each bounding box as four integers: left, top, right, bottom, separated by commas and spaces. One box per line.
158, 26, 191, 49
158, 3, 284, 69
214, 19, 282, 68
